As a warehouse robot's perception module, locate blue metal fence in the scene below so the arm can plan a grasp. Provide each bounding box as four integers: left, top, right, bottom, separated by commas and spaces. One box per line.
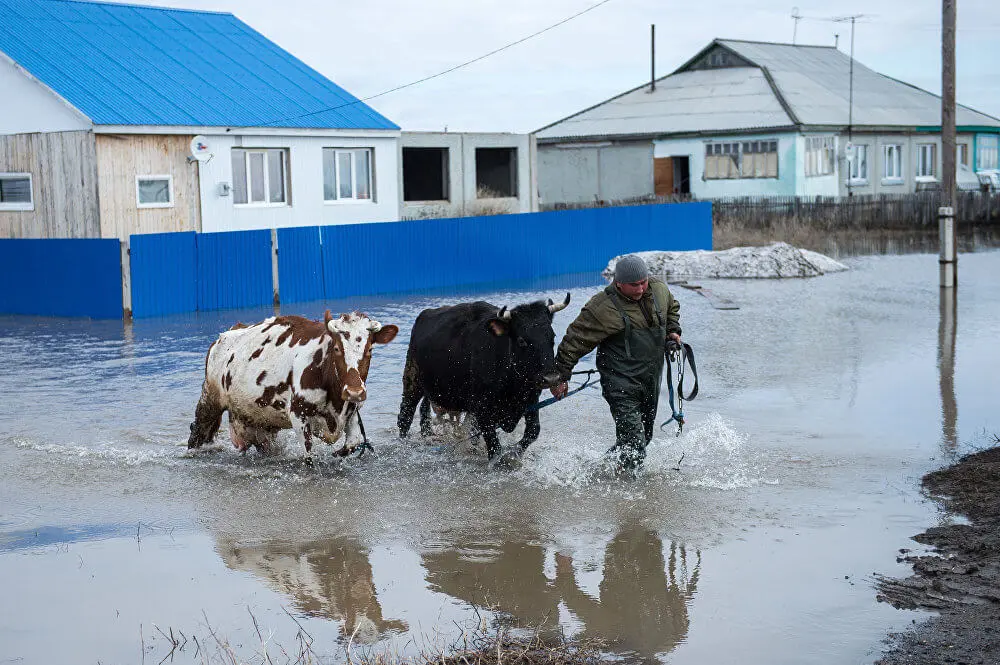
196, 229, 273, 312
0, 238, 122, 318
1, 202, 712, 320
322, 202, 712, 298
277, 226, 325, 304
130, 232, 197, 318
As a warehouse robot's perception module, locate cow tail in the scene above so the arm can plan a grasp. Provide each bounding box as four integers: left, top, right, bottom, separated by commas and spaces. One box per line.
397, 348, 422, 437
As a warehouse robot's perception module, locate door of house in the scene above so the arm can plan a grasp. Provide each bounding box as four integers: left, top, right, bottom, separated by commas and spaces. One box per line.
654, 156, 691, 196
654, 157, 674, 196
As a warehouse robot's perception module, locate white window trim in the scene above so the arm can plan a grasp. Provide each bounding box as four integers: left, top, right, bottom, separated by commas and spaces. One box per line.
805, 136, 836, 177
233, 149, 289, 208
977, 136, 999, 171
135, 174, 174, 209
881, 144, 904, 185
847, 144, 870, 185
0, 172, 34, 212
323, 148, 375, 204
915, 143, 937, 179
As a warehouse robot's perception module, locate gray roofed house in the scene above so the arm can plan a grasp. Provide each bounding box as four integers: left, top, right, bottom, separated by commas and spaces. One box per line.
535, 39, 1000, 204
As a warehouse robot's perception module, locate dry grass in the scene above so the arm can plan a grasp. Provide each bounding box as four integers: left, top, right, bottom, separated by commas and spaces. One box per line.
143, 608, 611, 665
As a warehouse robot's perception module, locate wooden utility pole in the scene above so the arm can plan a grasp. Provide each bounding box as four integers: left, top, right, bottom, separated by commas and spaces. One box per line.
940, 0, 957, 288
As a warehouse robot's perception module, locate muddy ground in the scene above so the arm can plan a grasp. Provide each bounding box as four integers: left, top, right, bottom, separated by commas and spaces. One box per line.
876, 444, 1000, 664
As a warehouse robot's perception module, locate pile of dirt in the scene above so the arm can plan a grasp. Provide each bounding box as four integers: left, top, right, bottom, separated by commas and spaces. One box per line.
875, 445, 1000, 664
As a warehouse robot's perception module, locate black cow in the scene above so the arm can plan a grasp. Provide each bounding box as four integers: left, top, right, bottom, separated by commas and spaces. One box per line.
397, 294, 571, 466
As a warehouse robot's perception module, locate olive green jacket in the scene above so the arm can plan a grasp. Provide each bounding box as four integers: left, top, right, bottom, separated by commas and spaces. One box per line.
555, 278, 681, 378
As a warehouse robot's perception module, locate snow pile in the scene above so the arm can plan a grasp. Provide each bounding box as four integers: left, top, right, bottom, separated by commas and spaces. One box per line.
603, 242, 848, 280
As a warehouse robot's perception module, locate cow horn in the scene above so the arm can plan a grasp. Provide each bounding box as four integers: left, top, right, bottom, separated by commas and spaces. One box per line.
497, 306, 512, 321
548, 293, 571, 313
368, 319, 383, 332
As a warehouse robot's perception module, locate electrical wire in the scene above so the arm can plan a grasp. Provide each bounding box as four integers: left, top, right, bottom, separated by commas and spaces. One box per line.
261, 0, 619, 127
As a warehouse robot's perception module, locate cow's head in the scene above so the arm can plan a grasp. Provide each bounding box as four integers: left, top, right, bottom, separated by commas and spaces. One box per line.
324, 310, 399, 403
488, 293, 570, 389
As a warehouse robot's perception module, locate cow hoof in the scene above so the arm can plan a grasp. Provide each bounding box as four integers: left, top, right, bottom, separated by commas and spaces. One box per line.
492, 449, 523, 472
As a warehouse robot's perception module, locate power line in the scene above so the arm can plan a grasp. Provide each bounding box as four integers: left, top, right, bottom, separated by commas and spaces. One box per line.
261, 0, 620, 127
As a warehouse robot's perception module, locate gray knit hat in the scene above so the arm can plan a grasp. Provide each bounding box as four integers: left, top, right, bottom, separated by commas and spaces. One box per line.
614, 254, 649, 283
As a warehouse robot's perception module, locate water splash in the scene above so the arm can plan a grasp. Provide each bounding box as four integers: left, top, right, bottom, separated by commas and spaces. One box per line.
517, 413, 772, 490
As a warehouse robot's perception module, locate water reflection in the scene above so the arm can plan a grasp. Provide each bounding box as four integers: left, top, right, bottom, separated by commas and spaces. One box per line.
217, 537, 407, 643
422, 524, 700, 662
938, 287, 958, 452
555, 527, 699, 662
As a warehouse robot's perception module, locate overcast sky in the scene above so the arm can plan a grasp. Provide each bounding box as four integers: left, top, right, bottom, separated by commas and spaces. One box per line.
128, 0, 999, 133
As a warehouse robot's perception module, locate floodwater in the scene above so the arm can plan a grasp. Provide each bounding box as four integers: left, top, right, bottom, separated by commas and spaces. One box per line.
2, 244, 999, 665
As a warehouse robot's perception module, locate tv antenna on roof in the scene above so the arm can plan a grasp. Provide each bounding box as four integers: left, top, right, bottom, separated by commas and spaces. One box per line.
791, 7, 801, 44
831, 14, 868, 196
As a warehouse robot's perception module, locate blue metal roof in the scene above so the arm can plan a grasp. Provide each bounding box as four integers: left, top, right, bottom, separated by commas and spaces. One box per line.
0, 0, 399, 130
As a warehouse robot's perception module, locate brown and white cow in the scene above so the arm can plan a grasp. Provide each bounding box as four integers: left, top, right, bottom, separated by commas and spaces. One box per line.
188, 310, 398, 458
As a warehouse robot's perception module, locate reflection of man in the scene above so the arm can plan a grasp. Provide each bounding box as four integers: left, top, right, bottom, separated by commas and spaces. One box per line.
555, 526, 699, 661
423, 541, 559, 627
218, 537, 406, 643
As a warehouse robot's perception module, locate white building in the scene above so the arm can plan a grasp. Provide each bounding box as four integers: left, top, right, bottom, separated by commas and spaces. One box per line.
0, 0, 400, 240
535, 39, 1000, 204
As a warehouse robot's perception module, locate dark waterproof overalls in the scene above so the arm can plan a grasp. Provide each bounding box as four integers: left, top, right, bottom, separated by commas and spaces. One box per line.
597, 289, 667, 469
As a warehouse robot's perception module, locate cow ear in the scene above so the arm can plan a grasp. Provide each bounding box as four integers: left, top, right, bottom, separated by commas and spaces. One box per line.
488, 319, 508, 336
373, 325, 398, 345
324, 310, 333, 326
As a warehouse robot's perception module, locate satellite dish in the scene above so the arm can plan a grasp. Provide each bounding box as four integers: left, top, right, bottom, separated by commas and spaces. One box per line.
189, 135, 213, 162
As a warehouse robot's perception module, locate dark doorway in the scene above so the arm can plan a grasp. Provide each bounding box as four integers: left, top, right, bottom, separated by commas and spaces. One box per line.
475, 147, 518, 197
403, 147, 449, 201
673, 156, 690, 194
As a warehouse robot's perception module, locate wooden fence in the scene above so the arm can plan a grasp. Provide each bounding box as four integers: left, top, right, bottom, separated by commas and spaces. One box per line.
543, 192, 998, 229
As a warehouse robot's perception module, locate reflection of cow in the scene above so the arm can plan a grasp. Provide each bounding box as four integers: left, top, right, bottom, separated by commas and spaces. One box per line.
555, 527, 700, 662
188, 311, 398, 457
397, 295, 570, 464
218, 537, 407, 643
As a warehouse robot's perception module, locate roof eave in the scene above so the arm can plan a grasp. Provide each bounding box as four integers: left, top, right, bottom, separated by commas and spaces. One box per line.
537, 125, 800, 144
92, 124, 401, 137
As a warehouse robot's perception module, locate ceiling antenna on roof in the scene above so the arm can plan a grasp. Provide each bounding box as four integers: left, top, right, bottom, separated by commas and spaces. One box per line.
791, 7, 801, 44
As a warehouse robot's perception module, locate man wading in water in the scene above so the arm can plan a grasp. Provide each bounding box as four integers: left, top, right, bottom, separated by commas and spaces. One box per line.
551, 255, 681, 474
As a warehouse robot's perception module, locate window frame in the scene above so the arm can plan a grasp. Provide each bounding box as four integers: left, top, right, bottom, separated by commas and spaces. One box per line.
847, 144, 870, 184
231, 148, 289, 207
323, 147, 375, 204
958, 143, 970, 168
704, 140, 778, 180
882, 144, 904, 184
135, 174, 174, 209
0, 172, 34, 211
978, 136, 999, 171
915, 143, 937, 178
804, 136, 836, 177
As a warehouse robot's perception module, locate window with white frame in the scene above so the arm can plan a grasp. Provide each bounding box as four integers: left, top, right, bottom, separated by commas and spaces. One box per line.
805, 136, 836, 177
882, 144, 903, 181
958, 143, 969, 167
978, 136, 999, 171
231, 148, 288, 205
916, 143, 937, 178
848, 144, 869, 183
0, 173, 33, 211
136, 175, 173, 208
323, 148, 373, 202
705, 140, 777, 179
